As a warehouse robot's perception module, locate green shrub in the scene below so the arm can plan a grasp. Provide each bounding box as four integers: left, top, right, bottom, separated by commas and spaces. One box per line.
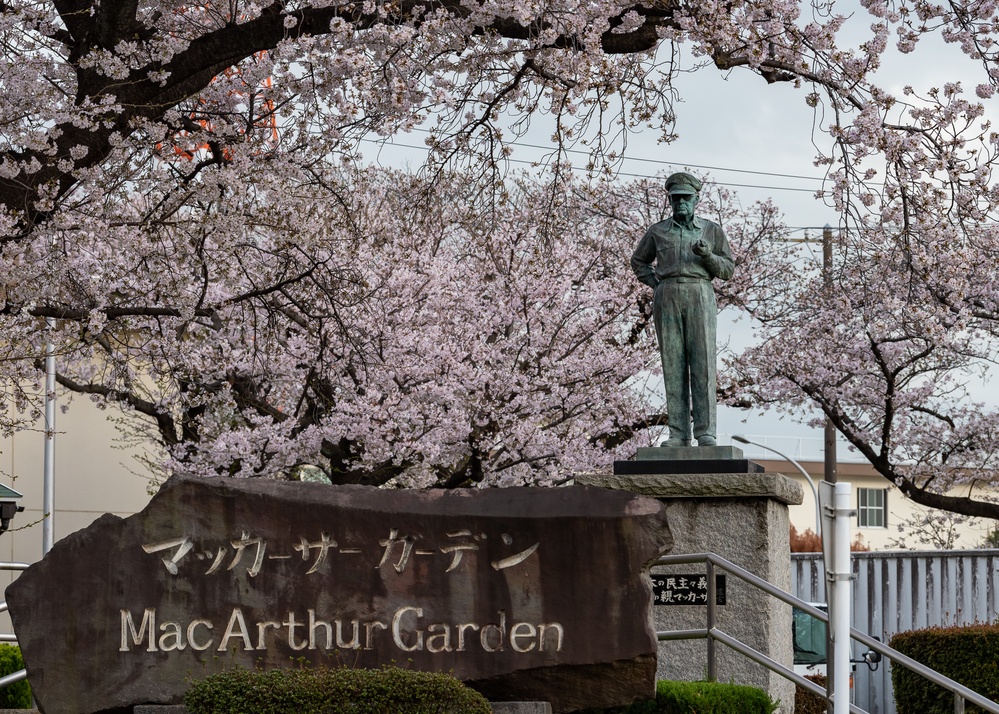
891, 623, 999, 714
573, 679, 778, 713
183, 664, 491, 714
794, 674, 827, 714
0, 644, 32, 709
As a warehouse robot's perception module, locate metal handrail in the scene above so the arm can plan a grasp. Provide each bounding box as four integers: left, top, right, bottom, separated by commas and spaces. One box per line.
0, 561, 29, 689
662, 625, 835, 697
0, 563, 30, 571
656, 553, 999, 714
0, 670, 25, 688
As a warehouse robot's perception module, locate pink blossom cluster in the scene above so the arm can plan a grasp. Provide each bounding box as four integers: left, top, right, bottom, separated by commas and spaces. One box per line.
0, 164, 687, 485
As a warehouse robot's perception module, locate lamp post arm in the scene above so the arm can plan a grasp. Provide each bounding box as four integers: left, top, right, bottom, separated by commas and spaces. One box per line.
733, 436, 821, 536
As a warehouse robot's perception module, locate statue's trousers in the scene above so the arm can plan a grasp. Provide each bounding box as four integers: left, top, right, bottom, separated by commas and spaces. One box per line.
653, 277, 718, 442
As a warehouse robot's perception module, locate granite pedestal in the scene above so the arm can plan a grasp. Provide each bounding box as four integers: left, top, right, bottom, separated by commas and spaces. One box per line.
580, 448, 802, 714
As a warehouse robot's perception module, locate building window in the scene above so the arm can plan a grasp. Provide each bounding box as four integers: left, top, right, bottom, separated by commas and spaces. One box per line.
858, 488, 887, 528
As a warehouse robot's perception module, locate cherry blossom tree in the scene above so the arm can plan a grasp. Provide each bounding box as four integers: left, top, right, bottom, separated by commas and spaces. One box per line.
5, 0, 999, 234
0, 166, 777, 485
727, 220, 999, 520
7, 0, 999, 509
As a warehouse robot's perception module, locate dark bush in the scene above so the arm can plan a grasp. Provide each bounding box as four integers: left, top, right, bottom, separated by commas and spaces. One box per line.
794, 674, 827, 714
573, 679, 778, 713
0, 644, 32, 709
183, 664, 491, 714
891, 623, 999, 714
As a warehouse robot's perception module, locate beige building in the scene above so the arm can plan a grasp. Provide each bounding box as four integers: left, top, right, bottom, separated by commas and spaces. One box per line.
0, 396, 156, 633
752, 457, 995, 551
723, 433, 997, 550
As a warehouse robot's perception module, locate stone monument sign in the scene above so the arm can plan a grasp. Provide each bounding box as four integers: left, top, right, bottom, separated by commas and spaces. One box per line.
6, 475, 672, 714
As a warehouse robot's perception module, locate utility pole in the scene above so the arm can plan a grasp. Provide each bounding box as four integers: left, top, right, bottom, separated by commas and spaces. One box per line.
823, 224, 838, 485
822, 224, 838, 714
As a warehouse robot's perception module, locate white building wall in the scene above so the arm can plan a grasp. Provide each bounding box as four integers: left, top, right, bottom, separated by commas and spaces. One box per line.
0, 394, 156, 633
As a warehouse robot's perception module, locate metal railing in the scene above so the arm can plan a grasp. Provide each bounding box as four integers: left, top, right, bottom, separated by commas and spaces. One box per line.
657, 553, 999, 714
0, 561, 30, 689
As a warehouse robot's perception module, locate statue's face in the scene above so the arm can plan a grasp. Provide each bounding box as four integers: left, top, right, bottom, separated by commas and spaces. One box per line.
669, 192, 698, 220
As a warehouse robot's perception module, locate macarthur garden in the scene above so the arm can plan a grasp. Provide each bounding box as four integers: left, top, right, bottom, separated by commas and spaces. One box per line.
4, 0, 999, 710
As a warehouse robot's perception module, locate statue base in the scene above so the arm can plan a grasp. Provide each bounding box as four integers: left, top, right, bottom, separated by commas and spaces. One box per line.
577, 471, 803, 713
614, 446, 763, 474
636, 445, 743, 460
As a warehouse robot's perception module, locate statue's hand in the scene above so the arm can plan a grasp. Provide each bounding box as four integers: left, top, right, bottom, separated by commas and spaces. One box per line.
692, 239, 711, 257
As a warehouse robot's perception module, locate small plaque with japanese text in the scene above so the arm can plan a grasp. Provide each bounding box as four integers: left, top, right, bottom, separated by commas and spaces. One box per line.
652, 573, 726, 606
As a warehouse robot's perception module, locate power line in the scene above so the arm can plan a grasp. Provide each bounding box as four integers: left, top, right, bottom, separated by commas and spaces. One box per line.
363, 138, 823, 195
405, 127, 827, 183
361, 137, 838, 231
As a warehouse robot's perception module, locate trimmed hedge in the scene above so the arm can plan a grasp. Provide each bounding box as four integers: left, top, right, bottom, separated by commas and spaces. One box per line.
574, 679, 778, 713
890, 623, 999, 714
0, 644, 31, 709
183, 664, 491, 714
793, 674, 827, 714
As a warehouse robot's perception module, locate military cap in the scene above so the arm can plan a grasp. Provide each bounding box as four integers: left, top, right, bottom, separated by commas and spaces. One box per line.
665, 172, 702, 195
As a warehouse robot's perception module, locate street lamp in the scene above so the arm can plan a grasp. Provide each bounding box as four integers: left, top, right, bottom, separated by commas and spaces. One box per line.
0, 483, 24, 535
732, 435, 821, 536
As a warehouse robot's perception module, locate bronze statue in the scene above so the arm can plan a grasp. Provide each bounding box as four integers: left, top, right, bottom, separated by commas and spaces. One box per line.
631, 172, 735, 447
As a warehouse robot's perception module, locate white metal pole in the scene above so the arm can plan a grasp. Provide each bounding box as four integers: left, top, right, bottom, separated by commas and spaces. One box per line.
831, 482, 852, 714
822, 225, 838, 487
42, 317, 56, 555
